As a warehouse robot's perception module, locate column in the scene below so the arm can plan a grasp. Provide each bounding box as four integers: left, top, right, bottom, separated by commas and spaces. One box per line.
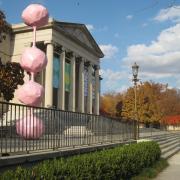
94, 65, 100, 115
69, 53, 76, 111
44, 41, 53, 107
58, 48, 65, 110
87, 62, 93, 114
78, 58, 84, 113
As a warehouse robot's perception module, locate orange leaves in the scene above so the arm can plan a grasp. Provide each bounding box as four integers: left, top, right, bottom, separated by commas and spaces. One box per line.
100, 81, 180, 125
100, 92, 123, 117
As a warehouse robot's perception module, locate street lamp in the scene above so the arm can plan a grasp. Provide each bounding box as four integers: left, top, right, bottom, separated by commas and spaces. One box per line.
132, 62, 139, 140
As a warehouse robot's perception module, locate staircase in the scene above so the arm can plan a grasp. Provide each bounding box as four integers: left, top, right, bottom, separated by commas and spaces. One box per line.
147, 132, 180, 159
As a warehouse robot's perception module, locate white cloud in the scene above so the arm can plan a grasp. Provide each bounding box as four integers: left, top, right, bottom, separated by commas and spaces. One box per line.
115, 85, 129, 93
176, 76, 180, 89
142, 23, 148, 27
114, 33, 120, 38
123, 23, 180, 80
101, 69, 130, 92
96, 26, 108, 32
99, 44, 118, 59
126, 15, 133, 20
154, 6, 180, 22
85, 25, 108, 32
85, 24, 94, 32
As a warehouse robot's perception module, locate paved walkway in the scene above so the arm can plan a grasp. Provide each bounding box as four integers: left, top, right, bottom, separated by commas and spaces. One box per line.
155, 151, 180, 180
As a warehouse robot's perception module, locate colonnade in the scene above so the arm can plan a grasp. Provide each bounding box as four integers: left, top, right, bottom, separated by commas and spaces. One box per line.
44, 41, 100, 115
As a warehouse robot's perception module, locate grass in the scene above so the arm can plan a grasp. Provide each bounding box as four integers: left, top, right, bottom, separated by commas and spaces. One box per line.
131, 158, 169, 180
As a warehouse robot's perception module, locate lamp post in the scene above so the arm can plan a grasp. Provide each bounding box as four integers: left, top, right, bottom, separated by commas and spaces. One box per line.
132, 62, 139, 140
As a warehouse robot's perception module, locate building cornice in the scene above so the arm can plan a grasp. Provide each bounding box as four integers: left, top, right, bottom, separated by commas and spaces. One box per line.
11, 18, 54, 33
52, 24, 103, 58
11, 18, 104, 59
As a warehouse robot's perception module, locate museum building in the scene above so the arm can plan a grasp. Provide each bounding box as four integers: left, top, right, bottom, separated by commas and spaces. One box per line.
0, 18, 104, 115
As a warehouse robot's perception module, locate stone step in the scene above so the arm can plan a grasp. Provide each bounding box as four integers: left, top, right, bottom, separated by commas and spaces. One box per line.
150, 135, 179, 142
151, 132, 180, 138
141, 132, 180, 159
158, 137, 180, 146
139, 134, 179, 144
150, 135, 176, 141
161, 146, 180, 159
148, 132, 180, 139
155, 136, 179, 143
161, 143, 179, 155
159, 139, 179, 149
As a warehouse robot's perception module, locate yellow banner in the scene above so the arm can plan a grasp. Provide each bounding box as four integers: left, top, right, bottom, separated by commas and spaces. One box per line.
65, 62, 70, 92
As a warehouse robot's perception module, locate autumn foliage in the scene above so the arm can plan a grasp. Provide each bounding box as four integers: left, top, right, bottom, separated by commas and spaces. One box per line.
100, 81, 180, 125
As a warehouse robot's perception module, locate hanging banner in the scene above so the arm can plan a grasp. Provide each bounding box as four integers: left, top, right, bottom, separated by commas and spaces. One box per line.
92, 75, 95, 99
84, 68, 88, 96
53, 56, 60, 88
65, 62, 70, 92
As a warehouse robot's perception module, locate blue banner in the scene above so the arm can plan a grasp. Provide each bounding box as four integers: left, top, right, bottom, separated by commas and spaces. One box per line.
53, 56, 60, 88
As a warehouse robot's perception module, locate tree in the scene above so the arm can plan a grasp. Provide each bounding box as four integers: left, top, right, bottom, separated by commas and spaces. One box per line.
0, 10, 11, 42
115, 101, 123, 117
101, 81, 180, 125
0, 59, 24, 101
121, 87, 134, 120
100, 92, 123, 117
159, 88, 180, 116
0, 9, 24, 101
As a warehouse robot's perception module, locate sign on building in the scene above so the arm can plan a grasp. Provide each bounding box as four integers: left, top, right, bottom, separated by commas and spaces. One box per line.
84, 67, 88, 96
65, 62, 70, 92
53, 56, 60, 88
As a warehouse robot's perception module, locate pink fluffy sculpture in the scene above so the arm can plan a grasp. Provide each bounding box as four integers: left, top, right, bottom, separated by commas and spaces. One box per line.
16, 116, 45, 139
17, 81, 44, 107
20, 47, 47, 73
22, 4, 49, 27
16, 4, 49, 139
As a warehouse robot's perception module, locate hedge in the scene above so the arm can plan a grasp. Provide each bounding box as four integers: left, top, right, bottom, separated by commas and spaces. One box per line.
0, 141, 161, 180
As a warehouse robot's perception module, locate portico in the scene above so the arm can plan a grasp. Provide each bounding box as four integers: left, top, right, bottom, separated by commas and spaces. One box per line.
11, 18, 104, 115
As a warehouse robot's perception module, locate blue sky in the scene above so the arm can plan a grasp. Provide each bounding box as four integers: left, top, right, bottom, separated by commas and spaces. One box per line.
1, 0, 180, 93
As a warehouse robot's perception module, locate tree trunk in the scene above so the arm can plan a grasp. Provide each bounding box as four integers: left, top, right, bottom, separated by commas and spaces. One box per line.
0, 95, 9, 119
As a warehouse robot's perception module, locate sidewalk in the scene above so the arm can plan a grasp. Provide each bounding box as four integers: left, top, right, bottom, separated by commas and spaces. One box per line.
155, 151, 180, 180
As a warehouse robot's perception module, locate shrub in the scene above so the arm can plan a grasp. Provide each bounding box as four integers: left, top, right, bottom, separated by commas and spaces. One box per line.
0, 141, 161, 180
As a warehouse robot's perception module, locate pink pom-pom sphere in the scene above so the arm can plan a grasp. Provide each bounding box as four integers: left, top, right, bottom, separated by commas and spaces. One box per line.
20, 47, 47, 73
22, 4, 49, 27
17, 81, 44, 106
16, 116, 44, 139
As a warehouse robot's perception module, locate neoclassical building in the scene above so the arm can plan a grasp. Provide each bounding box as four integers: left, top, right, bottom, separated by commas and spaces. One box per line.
0, 18, 104, 115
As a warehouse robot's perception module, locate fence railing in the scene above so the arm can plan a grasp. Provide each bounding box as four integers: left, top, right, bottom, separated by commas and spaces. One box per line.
0, 101, 134, 155
139, 124, 180, 138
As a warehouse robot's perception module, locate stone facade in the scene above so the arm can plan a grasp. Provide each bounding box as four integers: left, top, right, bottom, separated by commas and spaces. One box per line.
0, 18, 104, 115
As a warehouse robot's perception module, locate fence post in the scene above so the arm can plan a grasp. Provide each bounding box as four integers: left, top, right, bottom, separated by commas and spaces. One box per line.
134, 120, 137, 140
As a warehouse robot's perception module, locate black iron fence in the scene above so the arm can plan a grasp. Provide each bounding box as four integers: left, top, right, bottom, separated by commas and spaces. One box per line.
0, 101, 134, 155
139, 123, 179, 138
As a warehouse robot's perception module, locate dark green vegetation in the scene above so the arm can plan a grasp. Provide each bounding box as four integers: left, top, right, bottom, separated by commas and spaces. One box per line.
0, 59, 24, 101
132, 158, 168, 180
0, 142, 161, 180
0, 10, 11, 43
